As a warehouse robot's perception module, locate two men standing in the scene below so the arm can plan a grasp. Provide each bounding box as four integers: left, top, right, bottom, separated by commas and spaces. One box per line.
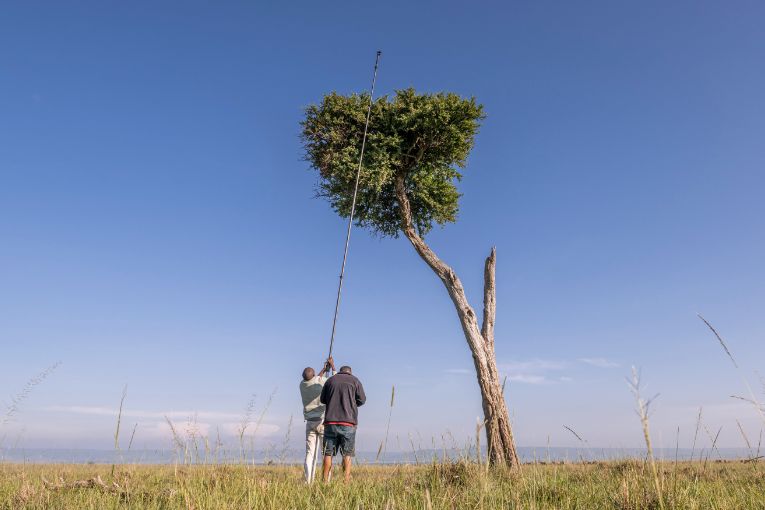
299, 357, 366, 483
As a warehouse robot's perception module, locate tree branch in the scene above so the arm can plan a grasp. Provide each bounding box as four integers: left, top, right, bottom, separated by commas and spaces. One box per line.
395, 173, 448, 279
402, 137, 427, 168
482, 247, 496, 347
403, 136, 421, 160
394, 172, 485, 358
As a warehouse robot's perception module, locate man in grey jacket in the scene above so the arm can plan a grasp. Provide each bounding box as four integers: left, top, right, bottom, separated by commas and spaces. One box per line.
299, 356, 334, 483
320, 365, 366, 482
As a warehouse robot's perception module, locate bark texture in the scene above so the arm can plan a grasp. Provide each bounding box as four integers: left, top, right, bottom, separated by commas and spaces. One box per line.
395, 174, 519, 467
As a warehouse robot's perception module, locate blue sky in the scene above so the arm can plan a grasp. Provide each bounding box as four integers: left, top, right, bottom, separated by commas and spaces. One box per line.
1, 1, 764, 452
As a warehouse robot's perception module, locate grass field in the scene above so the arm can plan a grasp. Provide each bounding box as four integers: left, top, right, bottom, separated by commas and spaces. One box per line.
1, 459, 763, 509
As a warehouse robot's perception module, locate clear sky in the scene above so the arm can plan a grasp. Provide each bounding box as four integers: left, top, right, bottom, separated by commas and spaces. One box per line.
1, 1, 763, 452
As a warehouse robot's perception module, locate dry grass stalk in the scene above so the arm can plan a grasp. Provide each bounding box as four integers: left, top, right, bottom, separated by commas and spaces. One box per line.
698, 314, 765, 426
691, 407, 702, 462
475, 419, 486, 465
165, 415, 186, 462
111, 384, 128, 476
237, 394, 257, 463
627, 367, 665, 510
377, 385, 396, 463
128, 423, 138, 452
672, 426, 680, 496
701, 424, 723, 465
1, 362, 61, 429
731, 394, 765, 410
408, 433, 420, 465
42, 475, 126, 496
278, 415, 293, 464
563, 425, 590, 462
114, 385, 127, 450
697, 314, 737, 367
736, 419, 752, 451
562, 425, 585, 444
249, 388, 277, 464
185, 413, 201, 463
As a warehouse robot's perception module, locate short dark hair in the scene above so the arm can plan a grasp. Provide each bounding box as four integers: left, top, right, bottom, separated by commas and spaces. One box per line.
339, 366, 352, 374
302, 367, 315, 381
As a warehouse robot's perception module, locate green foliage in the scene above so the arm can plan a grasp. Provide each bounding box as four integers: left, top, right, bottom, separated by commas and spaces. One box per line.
301, 88, 484, 237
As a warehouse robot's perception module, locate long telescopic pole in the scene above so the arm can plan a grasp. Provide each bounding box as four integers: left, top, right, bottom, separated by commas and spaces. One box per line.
326, 51, 382, 363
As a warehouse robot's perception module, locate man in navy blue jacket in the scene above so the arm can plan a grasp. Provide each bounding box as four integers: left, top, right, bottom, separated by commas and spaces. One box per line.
320, 365, 366, 482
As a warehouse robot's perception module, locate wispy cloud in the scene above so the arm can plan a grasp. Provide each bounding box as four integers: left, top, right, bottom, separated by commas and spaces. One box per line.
447, 359, 568, 385
444, 368, 472, 375
218, 422, 280, 437
447, 358, 607, 385
44, 406, 242, 421
445, 368, 553, 385
505, 374, 549, 385
578, 357, 620, 368
499, 359, 567, 372
499, 359, 568, 385
42, 406, 282, 439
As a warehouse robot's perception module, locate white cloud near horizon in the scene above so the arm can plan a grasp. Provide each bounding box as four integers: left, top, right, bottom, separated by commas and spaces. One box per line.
578, 357, 620, 368
501, 359, 567, 385
44, 406, 245, 422
39, 407, 283, 441
505, 374, 548, 385
444, 368, 472, 375
446, 359, 568, 385
499, 359, 568, 372
445, 367, 553, 384
446, 357, 617, 385
156, 420, 281, 439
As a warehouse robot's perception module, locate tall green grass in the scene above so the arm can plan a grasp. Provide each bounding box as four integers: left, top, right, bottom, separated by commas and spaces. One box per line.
1, 460, 763, 509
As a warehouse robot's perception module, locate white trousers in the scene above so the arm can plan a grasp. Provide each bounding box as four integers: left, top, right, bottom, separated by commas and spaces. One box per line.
304, 420, 324, 483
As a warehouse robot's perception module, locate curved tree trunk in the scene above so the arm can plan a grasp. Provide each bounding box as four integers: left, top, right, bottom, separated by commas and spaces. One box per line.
395, 174, 519, 468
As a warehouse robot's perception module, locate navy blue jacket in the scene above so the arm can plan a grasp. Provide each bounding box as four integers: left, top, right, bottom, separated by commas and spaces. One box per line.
320, 372, 366, 425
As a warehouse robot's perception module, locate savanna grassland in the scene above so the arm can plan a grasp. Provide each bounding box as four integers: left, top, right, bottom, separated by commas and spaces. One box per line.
1, 459, 763, 509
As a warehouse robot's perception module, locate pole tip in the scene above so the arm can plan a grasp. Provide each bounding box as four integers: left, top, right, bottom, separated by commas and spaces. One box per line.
376, 50, 382, 56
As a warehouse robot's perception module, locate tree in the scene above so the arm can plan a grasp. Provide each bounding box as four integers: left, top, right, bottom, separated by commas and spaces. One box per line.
301, 88, 519, 467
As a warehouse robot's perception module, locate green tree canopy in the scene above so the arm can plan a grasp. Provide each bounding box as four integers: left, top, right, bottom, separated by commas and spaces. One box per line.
301, 88, 484, 237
